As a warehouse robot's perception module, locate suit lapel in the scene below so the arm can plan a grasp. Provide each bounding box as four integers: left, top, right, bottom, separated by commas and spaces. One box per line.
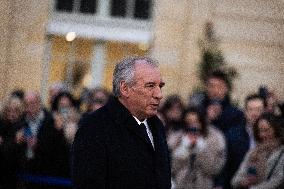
148, 118, 163, 153
106, 97, 154, 149
124, 119, 154, 149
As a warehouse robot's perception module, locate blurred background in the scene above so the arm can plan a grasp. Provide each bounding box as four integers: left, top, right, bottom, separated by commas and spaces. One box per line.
0, 0, 283, 105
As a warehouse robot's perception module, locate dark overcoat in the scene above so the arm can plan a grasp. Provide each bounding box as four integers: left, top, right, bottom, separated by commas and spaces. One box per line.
22, 110, 70, 178
72, 97, 171, 189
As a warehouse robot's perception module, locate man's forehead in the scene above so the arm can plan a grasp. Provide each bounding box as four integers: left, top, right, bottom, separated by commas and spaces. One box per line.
247, 99, 264, 106
25, 94, 40, 102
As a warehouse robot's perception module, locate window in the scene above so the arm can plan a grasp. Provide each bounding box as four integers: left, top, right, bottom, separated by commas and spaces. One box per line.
134, 0, 151, 19
55, 0, 97, 14
80, 0, 97, 14
110, 0, 152, 19
56, 0, 74, 12
55, 0, 152, 20
111, 0, 127, 17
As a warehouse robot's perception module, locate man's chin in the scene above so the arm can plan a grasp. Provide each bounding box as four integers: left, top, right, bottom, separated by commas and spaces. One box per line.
146, 110, 158, 118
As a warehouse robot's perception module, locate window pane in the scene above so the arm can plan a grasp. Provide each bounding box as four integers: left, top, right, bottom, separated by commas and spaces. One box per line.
111, 0, 127, 17
56, 0, 74, 12
80, 0, 97, 14
134, 0, 152, 19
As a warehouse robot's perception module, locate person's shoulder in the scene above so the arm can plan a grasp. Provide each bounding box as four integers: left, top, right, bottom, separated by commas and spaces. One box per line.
223, 103, 243, 116
42, 108, 53, 120
208, 126, 226, 144
209, 125, 224, 137
75, 109, 109, 143
274, 145, 284, 155
78, 107, 108, 129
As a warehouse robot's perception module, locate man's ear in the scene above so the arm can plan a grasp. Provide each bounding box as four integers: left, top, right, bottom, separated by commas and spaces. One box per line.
120, 81, 130, 98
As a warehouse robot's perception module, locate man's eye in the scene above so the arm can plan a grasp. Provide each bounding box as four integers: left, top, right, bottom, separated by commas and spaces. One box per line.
145, 84, 155, 88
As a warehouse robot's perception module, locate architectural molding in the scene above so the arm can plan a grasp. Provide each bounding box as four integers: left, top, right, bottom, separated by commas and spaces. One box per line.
47, 13, 153, 43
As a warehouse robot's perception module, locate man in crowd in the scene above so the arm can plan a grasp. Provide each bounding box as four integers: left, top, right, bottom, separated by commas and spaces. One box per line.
223, 94, 265, 189
72, 57, 171, 189
189, 70, 245, 188
21, 91, 70, 188
190, 70, 245, 133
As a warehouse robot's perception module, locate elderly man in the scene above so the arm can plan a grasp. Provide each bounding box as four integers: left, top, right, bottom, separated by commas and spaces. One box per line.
72, 57, 171, 189
21, 91, 70, 188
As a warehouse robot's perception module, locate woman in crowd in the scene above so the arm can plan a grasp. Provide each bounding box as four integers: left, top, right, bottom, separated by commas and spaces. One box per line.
171, 108, 226, 189
0, 97, 25, 189
231, 113, 284, 189
85, 87, 110, 113
51, 91, 80, 144
160, 95, 185, 152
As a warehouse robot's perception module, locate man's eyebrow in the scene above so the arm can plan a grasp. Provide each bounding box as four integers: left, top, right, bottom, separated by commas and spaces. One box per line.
144, 81, 165, 87
145, 82, 155, 85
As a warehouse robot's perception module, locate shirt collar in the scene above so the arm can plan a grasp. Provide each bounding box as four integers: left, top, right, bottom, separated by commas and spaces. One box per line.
133, 116, 147, 125
246, 123, 253, 135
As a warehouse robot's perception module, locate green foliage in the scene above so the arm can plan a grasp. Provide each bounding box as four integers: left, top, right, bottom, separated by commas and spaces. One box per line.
198, 22, 238, 91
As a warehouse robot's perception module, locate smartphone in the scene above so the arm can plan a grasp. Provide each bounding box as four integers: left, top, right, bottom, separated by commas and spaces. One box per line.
247, 166, 257, 176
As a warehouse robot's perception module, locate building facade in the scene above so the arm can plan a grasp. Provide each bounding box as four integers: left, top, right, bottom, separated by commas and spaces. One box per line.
0, 0, 283, 105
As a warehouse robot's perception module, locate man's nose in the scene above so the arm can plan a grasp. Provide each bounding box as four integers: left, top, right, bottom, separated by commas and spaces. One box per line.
153, 86, 163, 100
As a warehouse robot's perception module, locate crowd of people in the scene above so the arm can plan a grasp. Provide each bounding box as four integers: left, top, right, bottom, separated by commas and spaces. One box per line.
162, 70, 284, 189
0, 68, 283, 189
0, 86, 110, 189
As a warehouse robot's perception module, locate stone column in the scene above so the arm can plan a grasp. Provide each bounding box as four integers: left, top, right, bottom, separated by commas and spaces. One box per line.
40, 35, 52, 102
90, 40, 107, 88
97, 0, 110, 18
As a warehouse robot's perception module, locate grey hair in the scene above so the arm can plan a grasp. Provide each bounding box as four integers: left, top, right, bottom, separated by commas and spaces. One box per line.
112, 56, 159, 97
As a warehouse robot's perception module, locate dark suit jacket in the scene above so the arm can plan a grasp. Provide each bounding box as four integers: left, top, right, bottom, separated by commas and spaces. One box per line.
223, 125, 250, 189
72, 98, 171, 189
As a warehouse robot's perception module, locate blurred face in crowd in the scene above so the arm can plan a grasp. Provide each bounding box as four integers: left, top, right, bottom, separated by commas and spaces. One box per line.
58, 96, 73, 110
6, 105, 21, 123
184, 112, 202, 138
48, 83, 65, 105
4, 98, 23, 123
206, 77, 228, 100
257, 119, 275, 142
245, 98, 264, 126
24, 92, 41, 120
265, 91, 278, 113
165, 102, 183, 122
184, 112, 201, 129
121, 61, 165, 121
91, 91, 108, 111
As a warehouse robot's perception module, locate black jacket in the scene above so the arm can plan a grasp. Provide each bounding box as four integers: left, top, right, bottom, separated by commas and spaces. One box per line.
0, 119, 25, 189
22, 110, 70, 178
72, 97, 171, 189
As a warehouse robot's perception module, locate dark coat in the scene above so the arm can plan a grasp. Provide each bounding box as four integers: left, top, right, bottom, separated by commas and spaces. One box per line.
72, 97, 171, 189
223, 125, 250, 189
205, 96, 245, 133
0, 119, 25, 189
190, 93, 245, 132
22, 110, 70, 178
